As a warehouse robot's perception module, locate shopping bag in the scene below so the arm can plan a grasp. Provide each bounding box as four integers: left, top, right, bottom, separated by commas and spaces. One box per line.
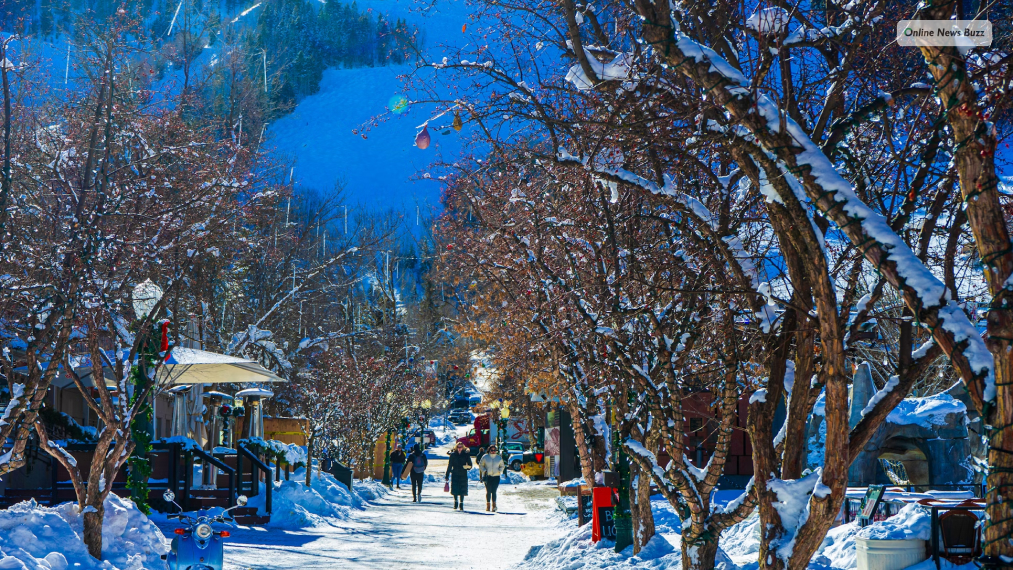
444, 481, 450, 493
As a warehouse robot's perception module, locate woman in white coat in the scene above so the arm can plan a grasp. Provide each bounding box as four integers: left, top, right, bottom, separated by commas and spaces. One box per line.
479, 444, 506, 512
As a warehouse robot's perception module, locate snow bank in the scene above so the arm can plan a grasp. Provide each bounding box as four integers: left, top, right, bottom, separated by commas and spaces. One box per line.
516, 517, 694, 570
515, 489, 940, 570
0, 494, 168, 570
246, 468, 388, 528
516, 490, 744, 569
242, 438, 308, 466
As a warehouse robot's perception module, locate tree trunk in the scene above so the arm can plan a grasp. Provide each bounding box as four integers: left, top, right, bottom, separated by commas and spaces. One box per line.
629, 458, 655, 553
82, 500, 104, 559
305, 434, 314, 486
681, 530, 720, 570
565, 400, 596, 485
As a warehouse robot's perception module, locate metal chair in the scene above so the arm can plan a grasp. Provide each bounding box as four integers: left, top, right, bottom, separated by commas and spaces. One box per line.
938, 507, 980, 564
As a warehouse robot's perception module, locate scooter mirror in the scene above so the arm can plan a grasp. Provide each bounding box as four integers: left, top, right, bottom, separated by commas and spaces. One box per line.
237, 495, 248, 506
163, 490, 175, 502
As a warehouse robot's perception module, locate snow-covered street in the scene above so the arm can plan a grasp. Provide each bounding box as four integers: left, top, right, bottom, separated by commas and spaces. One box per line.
164, 481, 563, 570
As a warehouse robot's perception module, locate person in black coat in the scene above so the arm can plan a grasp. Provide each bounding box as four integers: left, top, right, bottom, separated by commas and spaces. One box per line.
390, 444, 407, 489
406, 445, 429, 502
445, 441, 473, 511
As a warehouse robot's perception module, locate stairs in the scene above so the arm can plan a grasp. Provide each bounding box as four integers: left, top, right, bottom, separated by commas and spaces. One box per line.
187, 489, 232, 509
232, 506, 270, 526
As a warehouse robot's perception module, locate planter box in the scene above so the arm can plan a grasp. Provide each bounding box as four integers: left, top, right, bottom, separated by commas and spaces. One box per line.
856, 537, 927, 570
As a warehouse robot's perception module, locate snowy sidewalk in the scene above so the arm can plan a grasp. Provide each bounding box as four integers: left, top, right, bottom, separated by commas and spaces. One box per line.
221, 481, 563, 569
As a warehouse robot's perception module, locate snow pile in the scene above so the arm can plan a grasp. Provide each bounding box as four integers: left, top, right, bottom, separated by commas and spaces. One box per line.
856, 503, 931, 541
247, 469, 388, 528
808, 504, 931, 569
886, 393, 966, 427
242, 438, 308, 466
0, 494, 168, 570
515, 516, 693, 570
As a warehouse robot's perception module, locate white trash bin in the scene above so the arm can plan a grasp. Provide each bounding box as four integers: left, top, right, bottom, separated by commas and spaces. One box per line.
855, 537, 928, 570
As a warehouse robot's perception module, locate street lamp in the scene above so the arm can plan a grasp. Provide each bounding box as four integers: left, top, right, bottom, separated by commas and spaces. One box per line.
129, 279, 163, 512
132, 279, 163, 320
382, 392, 394, 487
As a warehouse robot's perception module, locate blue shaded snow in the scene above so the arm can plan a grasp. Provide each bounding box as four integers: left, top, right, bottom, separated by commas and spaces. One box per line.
268, 0, 472, 212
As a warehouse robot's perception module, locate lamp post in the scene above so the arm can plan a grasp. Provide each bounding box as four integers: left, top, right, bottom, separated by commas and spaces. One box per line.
411, 399, 432, 450
490, 399, 511, 451
612, 400, 633, 553
382, 392, 393, 487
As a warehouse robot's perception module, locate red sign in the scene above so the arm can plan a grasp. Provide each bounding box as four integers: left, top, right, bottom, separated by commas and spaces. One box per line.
591, 487, 614, 543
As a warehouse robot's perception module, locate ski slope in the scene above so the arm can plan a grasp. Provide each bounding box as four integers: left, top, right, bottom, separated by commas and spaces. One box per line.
268, 0, 472, 213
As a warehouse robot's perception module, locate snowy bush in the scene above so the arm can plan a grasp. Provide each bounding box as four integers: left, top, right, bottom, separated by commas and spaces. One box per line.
0, 494, 168, 570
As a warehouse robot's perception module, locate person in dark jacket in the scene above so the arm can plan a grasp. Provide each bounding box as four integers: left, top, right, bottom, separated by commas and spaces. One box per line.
390, 444, 407, 489
445, 441, 473, 510
475, 447, 486, 465
406, 445, 429, 502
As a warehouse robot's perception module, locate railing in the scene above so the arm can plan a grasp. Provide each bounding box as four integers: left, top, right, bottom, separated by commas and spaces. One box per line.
841, 485, 985, 526
882, 483, 985, 496
237, 443, 272, 514
191, 447, 236, 508
151, 441, 236, 511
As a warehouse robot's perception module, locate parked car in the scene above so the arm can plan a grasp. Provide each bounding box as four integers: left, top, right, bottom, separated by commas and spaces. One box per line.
448, 410, 472, 425
505, 446, 545, 471
500, 441, 529, 471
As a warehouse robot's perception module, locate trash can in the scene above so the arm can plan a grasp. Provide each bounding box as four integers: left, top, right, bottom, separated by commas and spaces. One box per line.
329, 461, 353, 491
856, 537, 927, 570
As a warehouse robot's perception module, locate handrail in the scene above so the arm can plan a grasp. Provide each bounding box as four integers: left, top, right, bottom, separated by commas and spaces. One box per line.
192, 447, 237, 507
238, 443, 272, 514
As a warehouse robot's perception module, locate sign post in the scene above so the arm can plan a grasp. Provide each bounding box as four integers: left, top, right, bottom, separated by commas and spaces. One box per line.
858, 485, 886, 528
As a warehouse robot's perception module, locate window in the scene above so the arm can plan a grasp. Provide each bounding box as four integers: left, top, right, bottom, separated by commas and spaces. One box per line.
689, 417, 703, 433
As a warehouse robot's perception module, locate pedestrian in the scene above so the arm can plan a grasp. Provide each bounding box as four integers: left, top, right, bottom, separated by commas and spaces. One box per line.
390, 444, 407, 490
479, 443, 505, 512
406, 444, 428, 502
445, 441, 472, 511
476, 446, 486, 465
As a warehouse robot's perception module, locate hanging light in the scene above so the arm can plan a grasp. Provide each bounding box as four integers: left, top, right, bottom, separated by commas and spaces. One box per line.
415, 126, 431, 150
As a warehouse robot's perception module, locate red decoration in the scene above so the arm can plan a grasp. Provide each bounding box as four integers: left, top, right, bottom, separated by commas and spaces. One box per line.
160, 320, 170, 354
415, 126, 431, 150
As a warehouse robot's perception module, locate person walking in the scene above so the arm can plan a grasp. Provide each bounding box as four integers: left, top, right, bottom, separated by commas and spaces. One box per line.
479, 444, 506, 512
390, 444, 407, 490
406, 444, 428, 502
445, 442, 472, 511
476, 447, 486, 465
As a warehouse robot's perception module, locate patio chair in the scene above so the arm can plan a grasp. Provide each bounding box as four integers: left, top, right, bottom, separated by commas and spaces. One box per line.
938, 508, 980, 564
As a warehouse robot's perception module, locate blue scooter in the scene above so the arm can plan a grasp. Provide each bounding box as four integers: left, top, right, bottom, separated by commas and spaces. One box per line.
161, 490, 248, 570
